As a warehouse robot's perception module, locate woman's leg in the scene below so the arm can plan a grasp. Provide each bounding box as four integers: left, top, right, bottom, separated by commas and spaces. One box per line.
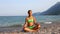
33, 24, 41, 30
24, 27, 35, 32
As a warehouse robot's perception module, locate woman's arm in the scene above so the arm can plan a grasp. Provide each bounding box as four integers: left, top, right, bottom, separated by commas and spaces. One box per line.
33, 17, 37, 25
23, 18, 28, 28
33, 17, 40, 28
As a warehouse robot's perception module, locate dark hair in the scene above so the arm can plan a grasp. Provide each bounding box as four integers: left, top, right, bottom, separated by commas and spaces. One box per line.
28, 10, 32, 13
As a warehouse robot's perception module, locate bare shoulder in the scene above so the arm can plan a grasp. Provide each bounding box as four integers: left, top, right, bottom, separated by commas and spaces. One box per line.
25, 16, 28, 20
32, 16, 36, 19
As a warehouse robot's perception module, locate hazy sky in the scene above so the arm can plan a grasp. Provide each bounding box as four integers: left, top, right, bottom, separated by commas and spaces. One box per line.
0, 0, 60, 16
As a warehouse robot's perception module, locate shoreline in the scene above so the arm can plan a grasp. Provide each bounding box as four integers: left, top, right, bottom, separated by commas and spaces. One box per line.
0, 22, 60, 34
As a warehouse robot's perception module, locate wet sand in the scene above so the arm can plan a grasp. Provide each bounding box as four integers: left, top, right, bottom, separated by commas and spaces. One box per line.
0, 22, 60, 34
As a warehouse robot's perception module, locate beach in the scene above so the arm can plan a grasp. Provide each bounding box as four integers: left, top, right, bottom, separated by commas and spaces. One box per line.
0, 22, 60, 34
0, 16, 60, 34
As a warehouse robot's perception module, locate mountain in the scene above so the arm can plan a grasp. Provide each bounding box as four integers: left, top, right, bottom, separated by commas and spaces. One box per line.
33, 2, 60, 16
33, 12, 40, 16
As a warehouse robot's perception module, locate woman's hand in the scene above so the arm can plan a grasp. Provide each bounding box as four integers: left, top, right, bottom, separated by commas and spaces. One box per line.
38, 23, 41, 28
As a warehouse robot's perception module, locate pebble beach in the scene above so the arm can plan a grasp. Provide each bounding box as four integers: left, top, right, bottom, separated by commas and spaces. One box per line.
0, 22, 60, 34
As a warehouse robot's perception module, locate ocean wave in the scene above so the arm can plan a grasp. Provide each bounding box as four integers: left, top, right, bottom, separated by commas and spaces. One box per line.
0, 24, 23, 28
9, 24, 22, 27
44, 22, 52, 24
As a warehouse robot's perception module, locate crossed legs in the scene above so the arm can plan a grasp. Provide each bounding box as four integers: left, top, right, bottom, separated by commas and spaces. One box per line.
23, 24, 41, 32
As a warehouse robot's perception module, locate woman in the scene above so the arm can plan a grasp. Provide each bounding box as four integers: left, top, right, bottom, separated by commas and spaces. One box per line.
23, 10, 40, 32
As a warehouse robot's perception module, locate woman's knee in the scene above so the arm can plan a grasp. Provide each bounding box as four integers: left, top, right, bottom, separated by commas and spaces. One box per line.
24, 27, 30, 30
38, 24, 41, 28
24, 27, 27, 30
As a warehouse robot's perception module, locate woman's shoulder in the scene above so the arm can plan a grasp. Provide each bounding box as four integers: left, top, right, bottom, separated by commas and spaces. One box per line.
25, 16, 28, 19
25, 16, 35, 19
32, 16, 35, 18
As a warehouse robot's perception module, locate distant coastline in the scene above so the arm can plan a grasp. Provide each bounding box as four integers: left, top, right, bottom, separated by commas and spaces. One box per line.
33, 2, 60, 16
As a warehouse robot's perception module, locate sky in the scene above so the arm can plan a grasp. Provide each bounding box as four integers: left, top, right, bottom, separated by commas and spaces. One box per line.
0, 0, 60, 16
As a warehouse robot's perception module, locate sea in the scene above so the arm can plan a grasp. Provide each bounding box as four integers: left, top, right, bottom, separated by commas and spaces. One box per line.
0, 15, 60, 27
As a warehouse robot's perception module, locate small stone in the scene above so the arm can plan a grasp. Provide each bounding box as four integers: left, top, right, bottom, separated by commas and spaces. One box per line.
51, 32, 55, 34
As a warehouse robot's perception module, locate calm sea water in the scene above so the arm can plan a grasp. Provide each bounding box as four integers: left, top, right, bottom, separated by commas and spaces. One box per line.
0, 15, 60, 27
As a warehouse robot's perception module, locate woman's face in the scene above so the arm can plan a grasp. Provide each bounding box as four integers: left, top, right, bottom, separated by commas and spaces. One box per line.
28, 11, 32, 16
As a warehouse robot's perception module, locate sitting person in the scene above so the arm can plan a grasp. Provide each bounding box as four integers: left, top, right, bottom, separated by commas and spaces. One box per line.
23, 10, 41, 32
